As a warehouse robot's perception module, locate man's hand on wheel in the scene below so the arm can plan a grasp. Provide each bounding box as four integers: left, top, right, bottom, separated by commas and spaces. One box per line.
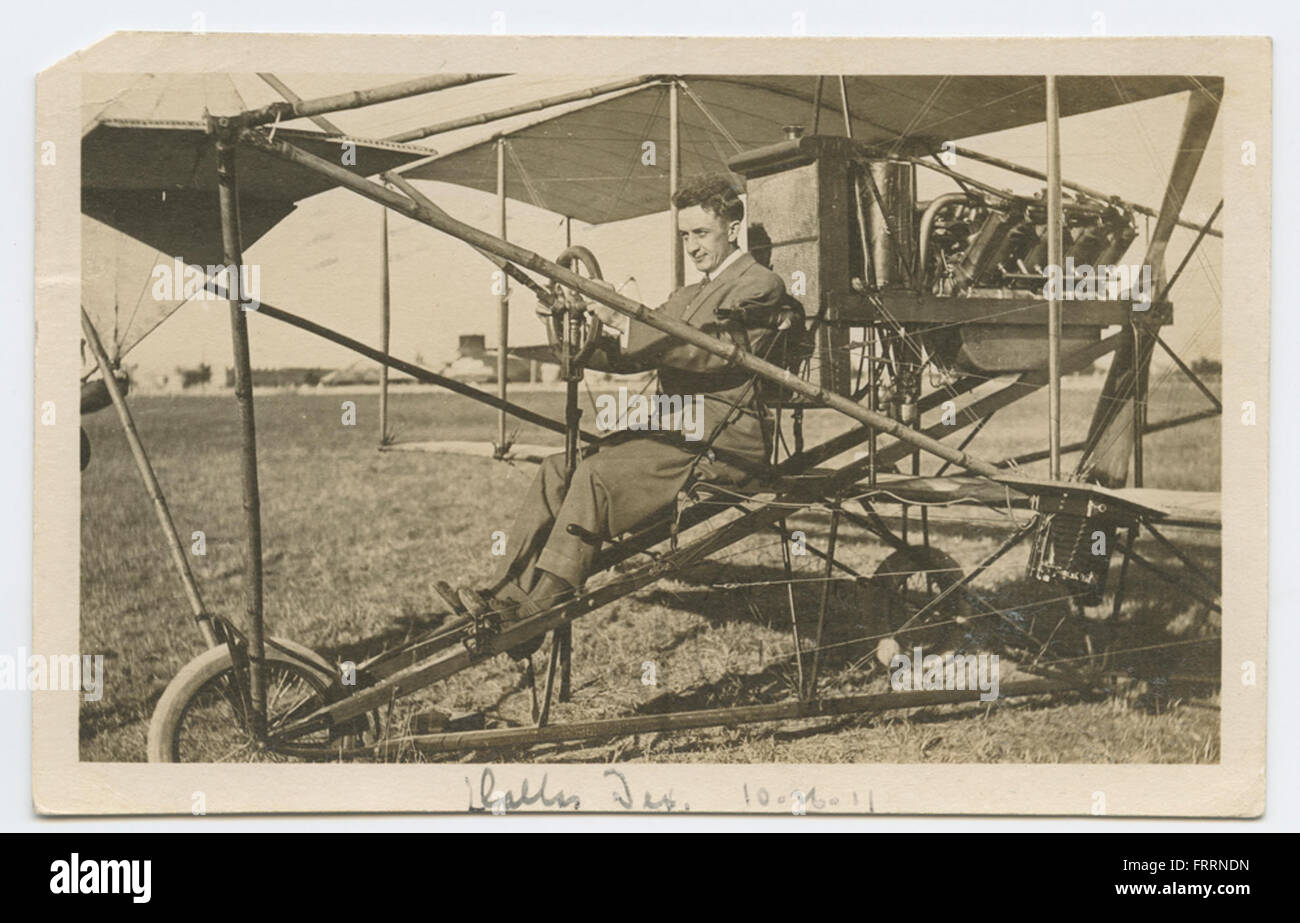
587, 281, 623, 331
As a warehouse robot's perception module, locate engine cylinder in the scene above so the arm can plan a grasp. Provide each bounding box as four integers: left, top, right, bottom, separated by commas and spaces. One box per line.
865, 160, 916, 289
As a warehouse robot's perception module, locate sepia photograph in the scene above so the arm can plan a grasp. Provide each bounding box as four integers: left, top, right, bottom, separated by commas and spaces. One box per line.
31, 31, 1268, 816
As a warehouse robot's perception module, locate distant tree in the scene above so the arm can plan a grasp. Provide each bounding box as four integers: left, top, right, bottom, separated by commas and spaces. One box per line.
1190, 357, 1222, 376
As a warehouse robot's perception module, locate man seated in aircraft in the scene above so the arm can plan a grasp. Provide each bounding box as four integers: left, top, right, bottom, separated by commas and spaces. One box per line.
457, 174, 802, 657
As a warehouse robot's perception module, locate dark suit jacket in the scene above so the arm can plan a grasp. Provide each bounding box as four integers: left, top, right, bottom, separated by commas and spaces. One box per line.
585, 250, 799, 465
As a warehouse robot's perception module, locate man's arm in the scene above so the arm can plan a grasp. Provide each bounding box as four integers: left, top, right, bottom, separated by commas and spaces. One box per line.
581, 285, 695, 374
581, 329, 645, 374
622, 272, 789, 372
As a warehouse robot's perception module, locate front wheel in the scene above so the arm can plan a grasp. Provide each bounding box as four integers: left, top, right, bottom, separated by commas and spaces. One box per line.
147, 637, 358, 763
872, 545, 972, 663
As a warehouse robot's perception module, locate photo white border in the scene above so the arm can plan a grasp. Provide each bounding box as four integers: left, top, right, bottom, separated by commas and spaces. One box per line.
17, 14, 1279, 826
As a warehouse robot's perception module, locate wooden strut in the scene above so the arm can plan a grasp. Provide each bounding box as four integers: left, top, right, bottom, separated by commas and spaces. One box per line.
382, 172, 558, 310
805, 503, 841, 700
383, 75, 660, 144
219, 127, 1158, 752
496, 137, 510, 452
202, 282, 595, 445
79, 309, 218, 647
268, 449, 898, 742
1155, 335, 1222, 414
256, 73, 345, 134
668, 78, 683, 288
1045, 75, 1063, 480
778, 519, 806, 694
553, 253, 588, 708
238, 74, 504, 128
194, 274, 1025, 672
301, 318, 1121, 679
205, 167, 1120, 637
1137, 524, 1222, 602
1111, 524, 1138, 623
238, 127, 1009, 482
214, 130, 267, 733
1078, 89, 1221, 485
378, 206, 391, 445
388, 679, 1085, 755
891, 522, 1036, 638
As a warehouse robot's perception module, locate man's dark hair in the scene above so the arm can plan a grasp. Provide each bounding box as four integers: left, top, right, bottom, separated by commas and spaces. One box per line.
672, 174, 745, 224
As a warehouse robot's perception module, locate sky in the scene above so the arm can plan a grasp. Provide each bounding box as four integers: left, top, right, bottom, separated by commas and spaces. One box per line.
81, 72, 1224, 383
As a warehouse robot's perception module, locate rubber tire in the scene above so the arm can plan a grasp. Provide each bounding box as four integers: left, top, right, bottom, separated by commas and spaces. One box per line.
872, 545, 971, 661
146, 637, 337, 763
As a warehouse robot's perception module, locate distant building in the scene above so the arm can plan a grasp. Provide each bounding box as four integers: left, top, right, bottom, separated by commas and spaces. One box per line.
318, 360, 415, 387
459, 334, 487, 356
224, 367, 337, 388
442, 333, 532, 384
178, 363, 212, 389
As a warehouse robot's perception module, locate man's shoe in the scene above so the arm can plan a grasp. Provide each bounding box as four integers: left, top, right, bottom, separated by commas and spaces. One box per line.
456, 586, 544, 661
456, 586, 511, 622
433, 580, 464, 614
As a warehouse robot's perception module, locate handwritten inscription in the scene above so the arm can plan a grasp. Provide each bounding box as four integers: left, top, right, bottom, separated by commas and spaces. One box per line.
468, 768, 581, 812
462, 768, 871, 813
605, 768, 687, 812
742, 783, 873, 813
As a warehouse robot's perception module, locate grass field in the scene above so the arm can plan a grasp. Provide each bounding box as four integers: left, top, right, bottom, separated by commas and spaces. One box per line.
79, 372, 1222, 763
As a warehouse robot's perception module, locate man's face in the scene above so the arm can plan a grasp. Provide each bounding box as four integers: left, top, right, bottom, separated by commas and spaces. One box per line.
678, 204, 740, 275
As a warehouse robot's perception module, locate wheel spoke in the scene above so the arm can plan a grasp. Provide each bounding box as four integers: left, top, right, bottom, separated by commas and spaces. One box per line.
172, 656, 336, 762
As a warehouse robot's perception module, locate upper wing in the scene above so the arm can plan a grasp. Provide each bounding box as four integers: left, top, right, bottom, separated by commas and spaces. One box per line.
82, 80, 434, 360
402, 75, 1222, 225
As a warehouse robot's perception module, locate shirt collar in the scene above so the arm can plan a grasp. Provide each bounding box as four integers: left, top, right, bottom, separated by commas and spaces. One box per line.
702, 247, 744, 283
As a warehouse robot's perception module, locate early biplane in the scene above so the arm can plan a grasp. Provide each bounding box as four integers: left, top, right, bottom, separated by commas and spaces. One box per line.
77, 71, 1223, 761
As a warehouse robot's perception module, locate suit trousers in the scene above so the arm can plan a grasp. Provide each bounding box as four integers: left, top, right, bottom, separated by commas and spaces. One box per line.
488, 432, 751, 597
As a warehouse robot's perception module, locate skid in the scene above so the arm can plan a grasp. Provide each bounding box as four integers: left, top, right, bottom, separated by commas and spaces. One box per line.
346, 679, 1085, 758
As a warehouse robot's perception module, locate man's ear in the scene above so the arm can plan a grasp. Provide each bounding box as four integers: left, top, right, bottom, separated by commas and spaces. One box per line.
727, 219, 741, 243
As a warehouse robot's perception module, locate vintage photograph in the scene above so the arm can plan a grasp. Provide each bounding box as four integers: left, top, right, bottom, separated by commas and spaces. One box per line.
33, 34, 1268, 814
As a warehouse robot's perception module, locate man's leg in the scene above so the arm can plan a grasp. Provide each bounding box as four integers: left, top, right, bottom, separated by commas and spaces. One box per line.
467, 436, 736, 660
454, 452, 575, 660
487, 452, 570, 597
533, 436, 702, 592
